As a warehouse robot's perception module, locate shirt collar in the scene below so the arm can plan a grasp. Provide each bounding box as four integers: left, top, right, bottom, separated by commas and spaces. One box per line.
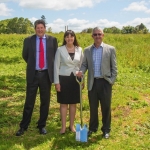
92, 42, 104, 48
36, 35, 46, 39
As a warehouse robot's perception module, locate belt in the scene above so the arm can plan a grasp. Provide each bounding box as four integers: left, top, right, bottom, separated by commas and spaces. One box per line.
94, 77, 103, 79
36, 69, 48, 73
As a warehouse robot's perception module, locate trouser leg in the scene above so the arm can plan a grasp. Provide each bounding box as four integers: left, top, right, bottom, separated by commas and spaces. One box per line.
20, 78, 38, 129
88, 81, 99, 132
37, 71, 51, 128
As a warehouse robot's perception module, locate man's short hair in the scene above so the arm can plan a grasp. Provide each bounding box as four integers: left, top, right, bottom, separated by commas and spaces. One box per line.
34, 19, 46, 29
92, 27, 104, 34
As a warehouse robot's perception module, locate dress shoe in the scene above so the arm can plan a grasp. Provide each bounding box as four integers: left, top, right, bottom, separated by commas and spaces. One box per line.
88, 130, 97, 136
39, 128, 47, 134
103, 132, 110, 139
16, 128, 26, 136
88, 130, 93, 136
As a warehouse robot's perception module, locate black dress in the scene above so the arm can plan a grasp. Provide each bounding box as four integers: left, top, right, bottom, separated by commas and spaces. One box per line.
57, 53, 80, 104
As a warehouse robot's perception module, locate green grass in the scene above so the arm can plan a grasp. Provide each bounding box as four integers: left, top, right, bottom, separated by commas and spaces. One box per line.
0, 34, 150, 150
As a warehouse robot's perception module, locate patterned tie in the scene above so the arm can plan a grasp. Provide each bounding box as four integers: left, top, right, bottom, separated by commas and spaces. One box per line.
39, 38, 44, 69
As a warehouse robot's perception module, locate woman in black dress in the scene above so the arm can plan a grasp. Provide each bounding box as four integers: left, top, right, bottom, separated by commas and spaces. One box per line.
54, 30, 83, 134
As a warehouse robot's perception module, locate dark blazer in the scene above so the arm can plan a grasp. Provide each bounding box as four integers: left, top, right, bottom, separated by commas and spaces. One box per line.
22, 34, 58, 83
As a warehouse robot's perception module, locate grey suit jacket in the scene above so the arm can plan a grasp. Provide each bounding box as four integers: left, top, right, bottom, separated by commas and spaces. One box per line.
54, 45, 83, 84
80, 43, 117, 91
22, 34, 58, 83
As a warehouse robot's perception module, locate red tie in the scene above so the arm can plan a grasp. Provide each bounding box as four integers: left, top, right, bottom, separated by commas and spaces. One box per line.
39, 38, 44, 69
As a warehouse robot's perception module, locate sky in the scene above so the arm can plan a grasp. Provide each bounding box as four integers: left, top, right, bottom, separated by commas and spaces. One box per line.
0, 0, 150, 33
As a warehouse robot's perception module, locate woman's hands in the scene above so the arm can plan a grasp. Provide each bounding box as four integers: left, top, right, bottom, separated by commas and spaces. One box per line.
55, 84, 61, 92
76, 71, 84, 90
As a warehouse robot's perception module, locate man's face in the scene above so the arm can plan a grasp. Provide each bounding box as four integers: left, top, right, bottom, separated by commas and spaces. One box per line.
92, 29, 104, 44
35, 23, 46, 37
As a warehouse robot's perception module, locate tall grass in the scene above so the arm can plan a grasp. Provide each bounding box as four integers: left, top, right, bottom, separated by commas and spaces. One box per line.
0, 33, 150, 150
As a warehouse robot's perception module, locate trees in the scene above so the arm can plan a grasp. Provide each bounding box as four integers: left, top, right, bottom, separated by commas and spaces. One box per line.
121, 23, 149, 34
81, 28, 93, 33
121, 25, 135, 34
47, 27, 52, 33
0, 17, 149, 34
0, 17, 34, 34
41, 15, 47, 25
135, 23, 149, 34
104, 27, 121, 34
41, 15, 53, 33
7, 17, 18, 33
81, 23, 148, 34
0, 19, 11, 33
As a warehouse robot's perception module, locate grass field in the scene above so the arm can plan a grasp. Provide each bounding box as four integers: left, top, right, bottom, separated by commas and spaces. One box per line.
0, 33, 150, 150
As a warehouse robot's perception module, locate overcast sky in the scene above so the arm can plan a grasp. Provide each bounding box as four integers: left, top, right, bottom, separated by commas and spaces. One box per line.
0, 0, 150, 32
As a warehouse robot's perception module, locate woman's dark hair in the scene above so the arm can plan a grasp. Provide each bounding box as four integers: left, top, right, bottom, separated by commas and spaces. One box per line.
62, 30, 79, 46
34, 19, 46, 29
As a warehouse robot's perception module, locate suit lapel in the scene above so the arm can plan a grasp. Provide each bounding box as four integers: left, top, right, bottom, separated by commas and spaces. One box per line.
31, 35, 36, 58
46, 35, 49, 58
61, 45, 75, 63
89, 46, 93, 65
46, 35, 51, 47
72, 47, 80, 63
101, 43, 106, 65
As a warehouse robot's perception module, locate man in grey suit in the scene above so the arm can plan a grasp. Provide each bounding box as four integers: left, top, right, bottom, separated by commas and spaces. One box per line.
16, 19, 58, 136
77, 27, 117, 138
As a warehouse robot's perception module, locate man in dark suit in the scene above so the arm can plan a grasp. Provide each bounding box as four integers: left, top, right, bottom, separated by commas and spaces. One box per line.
16, 19, 58, 136
77, 27, 117, 139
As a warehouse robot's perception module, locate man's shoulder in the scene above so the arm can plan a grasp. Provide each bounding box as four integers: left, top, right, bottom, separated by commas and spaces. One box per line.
45, 34, 56, 40
84, 45, 93, 51
24, 34, 35, 41
103, 43, 115, 49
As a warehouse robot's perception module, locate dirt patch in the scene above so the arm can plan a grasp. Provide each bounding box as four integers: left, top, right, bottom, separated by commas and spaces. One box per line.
0, 96, 14, 101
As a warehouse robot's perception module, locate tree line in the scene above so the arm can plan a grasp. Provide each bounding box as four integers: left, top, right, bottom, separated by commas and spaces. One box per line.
82, 23, 149, 34
0, 16, 53, 34
0, 17, 35, 34
0, 17, 149, 34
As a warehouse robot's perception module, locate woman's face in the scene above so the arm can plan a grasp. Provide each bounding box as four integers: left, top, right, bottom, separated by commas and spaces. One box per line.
65, 34, 75, 45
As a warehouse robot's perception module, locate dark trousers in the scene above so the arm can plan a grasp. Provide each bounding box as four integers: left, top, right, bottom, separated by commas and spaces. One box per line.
88, 78, 112, 133
20, 70, 51, 129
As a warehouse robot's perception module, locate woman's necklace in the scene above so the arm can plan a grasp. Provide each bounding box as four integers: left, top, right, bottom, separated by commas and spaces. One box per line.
66, 45, 75, 53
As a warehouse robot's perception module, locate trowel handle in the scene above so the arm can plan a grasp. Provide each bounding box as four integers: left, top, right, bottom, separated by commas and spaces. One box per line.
76, 75, 84, 85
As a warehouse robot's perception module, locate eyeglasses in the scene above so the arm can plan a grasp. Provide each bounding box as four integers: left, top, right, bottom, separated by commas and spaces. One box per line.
93, 33, 102, 36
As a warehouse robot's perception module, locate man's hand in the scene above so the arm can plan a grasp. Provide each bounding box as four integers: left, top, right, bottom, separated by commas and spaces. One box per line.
76, 71, 83, 77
